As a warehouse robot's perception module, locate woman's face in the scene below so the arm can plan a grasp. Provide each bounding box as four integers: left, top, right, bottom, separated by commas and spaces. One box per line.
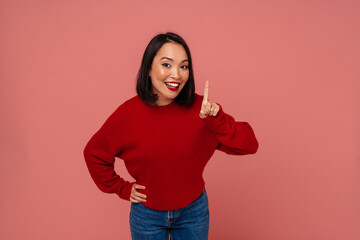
149, 42, 189, 106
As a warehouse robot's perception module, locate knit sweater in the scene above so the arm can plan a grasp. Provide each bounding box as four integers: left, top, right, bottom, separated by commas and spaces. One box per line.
83, 93, 258, 210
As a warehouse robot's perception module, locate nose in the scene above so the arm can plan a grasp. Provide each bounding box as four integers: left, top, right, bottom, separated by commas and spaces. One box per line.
171, 67, 180, 80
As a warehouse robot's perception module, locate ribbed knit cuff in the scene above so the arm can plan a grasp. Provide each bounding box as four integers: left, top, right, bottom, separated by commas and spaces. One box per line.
201, 103, 226, 131
117, 182, 135, 201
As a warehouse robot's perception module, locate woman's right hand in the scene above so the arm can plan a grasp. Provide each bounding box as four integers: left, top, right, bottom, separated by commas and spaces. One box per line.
130, 183, 147, 203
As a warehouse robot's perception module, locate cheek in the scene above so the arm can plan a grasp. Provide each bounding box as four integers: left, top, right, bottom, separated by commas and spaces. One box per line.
182, 71, 190, 82
150, 67, 167, 81
154, 68, 168, 80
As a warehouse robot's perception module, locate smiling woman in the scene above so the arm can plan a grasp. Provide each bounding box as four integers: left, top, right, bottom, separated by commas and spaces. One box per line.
83, 32, 259, 240
149, 42, 190, 106
136, 32, 195, 107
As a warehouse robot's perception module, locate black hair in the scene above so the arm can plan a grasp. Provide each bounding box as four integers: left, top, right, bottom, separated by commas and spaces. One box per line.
136, 32, 195, 107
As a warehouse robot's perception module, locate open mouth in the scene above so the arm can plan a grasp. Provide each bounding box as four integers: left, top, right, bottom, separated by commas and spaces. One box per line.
165, 82, 180, 91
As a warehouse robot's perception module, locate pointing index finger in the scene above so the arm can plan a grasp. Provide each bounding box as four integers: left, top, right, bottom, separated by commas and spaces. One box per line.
203, 80, 209, 104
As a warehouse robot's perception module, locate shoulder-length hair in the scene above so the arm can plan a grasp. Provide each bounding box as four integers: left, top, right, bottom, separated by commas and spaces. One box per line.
136, 32, 195, 107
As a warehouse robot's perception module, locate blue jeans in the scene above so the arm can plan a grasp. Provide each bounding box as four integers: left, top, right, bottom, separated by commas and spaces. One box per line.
130, 188, 209, 240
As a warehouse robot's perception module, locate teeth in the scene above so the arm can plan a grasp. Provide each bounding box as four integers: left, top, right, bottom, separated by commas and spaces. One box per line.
165, 82, 180, 87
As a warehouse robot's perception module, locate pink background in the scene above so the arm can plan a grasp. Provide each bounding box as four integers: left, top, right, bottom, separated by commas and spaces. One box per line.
1, 0, 359, 239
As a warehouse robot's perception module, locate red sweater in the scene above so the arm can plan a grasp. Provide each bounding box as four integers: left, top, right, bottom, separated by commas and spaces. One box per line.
83, 93, 258, 210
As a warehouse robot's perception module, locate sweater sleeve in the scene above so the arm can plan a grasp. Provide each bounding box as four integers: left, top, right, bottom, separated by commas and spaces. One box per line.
83, 108, 134, 201
202, 104, 259, 155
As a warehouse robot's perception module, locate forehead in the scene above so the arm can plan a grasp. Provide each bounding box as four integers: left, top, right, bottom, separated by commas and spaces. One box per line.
155, 42, 188, 60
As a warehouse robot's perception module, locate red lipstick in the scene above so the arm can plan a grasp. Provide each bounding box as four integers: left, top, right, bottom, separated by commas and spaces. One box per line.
164, 82, 180, 91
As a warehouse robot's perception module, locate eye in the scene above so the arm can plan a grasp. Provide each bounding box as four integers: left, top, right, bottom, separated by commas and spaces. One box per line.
181, 65, 189, 70
162, 63, 171, 68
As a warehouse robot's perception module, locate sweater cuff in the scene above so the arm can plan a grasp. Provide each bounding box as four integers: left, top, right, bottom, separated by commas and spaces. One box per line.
201, 103, 226, 130
117, 182, 135, 201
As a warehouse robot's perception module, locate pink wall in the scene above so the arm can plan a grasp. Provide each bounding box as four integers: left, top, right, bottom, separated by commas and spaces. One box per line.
1, 0, 359, 239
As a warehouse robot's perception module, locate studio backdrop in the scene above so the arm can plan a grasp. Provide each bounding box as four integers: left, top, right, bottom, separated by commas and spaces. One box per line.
1, 0, 359, 239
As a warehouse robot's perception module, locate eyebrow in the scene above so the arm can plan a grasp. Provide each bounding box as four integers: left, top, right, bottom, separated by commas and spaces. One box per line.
160, 57, 189, 63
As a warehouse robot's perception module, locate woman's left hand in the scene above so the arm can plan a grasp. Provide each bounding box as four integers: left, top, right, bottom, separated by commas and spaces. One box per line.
199, 81, 220, 119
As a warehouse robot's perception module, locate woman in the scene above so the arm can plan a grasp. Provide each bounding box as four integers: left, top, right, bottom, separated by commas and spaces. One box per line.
83, 32, 258, 240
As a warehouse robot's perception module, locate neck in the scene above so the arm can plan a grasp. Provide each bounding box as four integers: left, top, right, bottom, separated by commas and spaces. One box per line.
155, 98, 174, 106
